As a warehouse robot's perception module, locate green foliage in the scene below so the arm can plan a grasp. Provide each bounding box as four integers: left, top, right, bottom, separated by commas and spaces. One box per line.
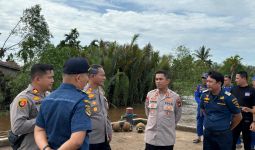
219, 55, 244, 81
194, 45, 212, 66
8, 70, 30, 99
39, 44, 81, 88
1, 5, 255, 109
0, 4, 51, 63
17, 4, 51, 63
58, 28, 81, 50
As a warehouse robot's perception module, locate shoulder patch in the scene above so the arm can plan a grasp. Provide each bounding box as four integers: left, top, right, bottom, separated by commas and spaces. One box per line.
224, 91, 231, 96
18, 98, 28, 108
202, 89, 209, 93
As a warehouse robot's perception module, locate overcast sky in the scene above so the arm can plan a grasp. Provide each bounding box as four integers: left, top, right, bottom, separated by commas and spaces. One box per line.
0, 0, 255, 66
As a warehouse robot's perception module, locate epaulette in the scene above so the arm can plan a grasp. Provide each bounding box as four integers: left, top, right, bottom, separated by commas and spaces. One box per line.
148, 89, 157, 94
224, 91, 231, 96
202, 89, 209, 93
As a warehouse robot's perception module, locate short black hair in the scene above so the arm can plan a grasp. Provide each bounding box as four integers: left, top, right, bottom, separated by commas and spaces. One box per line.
155, 70, 170, 79
208, 71, 224, 86
237, 71, 248, 80
30, 64, 53, 80
88, 64, 103, 75
224, 75, 231, 79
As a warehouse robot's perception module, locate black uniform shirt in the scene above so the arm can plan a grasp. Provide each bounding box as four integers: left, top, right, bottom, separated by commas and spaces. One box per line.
231, 85, 255, 120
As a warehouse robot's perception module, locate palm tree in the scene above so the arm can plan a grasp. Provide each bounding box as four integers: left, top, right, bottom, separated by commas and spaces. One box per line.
229, 55, 242, 80
194, 45, 212, 64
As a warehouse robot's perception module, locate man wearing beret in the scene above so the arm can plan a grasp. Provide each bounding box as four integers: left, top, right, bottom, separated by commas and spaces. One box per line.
34, 57, 92, 150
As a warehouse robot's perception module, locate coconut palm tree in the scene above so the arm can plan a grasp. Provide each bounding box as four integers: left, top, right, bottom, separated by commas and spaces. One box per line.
194, 45, 212, 66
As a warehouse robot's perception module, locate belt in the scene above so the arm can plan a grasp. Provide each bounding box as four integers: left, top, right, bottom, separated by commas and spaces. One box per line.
205, 129, 230, 136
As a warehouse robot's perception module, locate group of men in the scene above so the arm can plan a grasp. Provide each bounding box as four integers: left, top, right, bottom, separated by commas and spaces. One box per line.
8, 55, 255, 150
9, 57, 112, 150
9, 57, 183, 150
194, 71, 255, 150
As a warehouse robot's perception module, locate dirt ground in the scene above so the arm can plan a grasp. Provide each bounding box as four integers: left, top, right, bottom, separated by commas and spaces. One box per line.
110, 130, 202, 150
0, 130, 201, 150
1, 130, 245, 150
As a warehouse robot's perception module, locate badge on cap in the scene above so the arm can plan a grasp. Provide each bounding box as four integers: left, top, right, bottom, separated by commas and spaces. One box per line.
18, 98, 28, 108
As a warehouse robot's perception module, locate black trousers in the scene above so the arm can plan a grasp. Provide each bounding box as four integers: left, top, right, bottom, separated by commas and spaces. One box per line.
203, 129, 232, 150
232, 119, 252, 150
145, 143, 174, 150
90, 141, 111, 150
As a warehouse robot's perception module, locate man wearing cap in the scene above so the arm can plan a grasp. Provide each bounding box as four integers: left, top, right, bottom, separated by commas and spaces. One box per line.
83, 64, 112, 150
9, 64, 54, 150
193, 73, 208, 143
34, 57, 92, 150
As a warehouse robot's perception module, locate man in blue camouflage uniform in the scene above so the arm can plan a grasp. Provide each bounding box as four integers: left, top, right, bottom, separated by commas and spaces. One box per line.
201, 71, 242, 150
223, 75, 233, 92
193, 73, 208, 143
34, 57, 92, 150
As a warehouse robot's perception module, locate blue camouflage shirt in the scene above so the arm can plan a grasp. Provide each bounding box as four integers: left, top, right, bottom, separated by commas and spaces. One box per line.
36, 83, 91, 150
200, 89, 240, 131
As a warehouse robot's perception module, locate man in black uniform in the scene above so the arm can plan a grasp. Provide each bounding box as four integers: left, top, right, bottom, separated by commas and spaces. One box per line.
231, 71, 255, 150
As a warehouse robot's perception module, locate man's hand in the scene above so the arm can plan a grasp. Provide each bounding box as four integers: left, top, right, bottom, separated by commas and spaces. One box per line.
176, 98, 182, 107
242, 107, 253, 113
108, 134, 112, 142
250, 122, 255, 131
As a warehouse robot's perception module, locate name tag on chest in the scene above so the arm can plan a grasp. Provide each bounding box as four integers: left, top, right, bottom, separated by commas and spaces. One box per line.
148, 102, 157, 109
245, 92, 250, 97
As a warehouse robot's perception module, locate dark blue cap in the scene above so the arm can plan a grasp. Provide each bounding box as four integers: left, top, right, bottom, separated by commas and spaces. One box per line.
252, 76, 255, 81
63, 57, 89, 74
201, 73, 208, 78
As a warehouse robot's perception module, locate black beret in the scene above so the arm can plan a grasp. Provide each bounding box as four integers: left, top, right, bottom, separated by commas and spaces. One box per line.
63, 57, 89, 74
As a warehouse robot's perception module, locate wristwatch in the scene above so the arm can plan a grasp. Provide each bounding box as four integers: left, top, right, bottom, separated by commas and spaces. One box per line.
43, 144, 50, 150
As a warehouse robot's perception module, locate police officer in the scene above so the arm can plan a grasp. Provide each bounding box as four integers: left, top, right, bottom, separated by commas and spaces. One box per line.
200, 71, 242, 150
231, 71, 255, 150
145, 70, 182, 150
193, 73, 208, 143
34, 57, 91, 150
83, 64, 112, 150
9, 64, 54, 150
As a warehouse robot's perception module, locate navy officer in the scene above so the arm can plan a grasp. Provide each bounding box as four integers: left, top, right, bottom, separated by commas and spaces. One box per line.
200, 71, 242, 150
34, 57, 91, 150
